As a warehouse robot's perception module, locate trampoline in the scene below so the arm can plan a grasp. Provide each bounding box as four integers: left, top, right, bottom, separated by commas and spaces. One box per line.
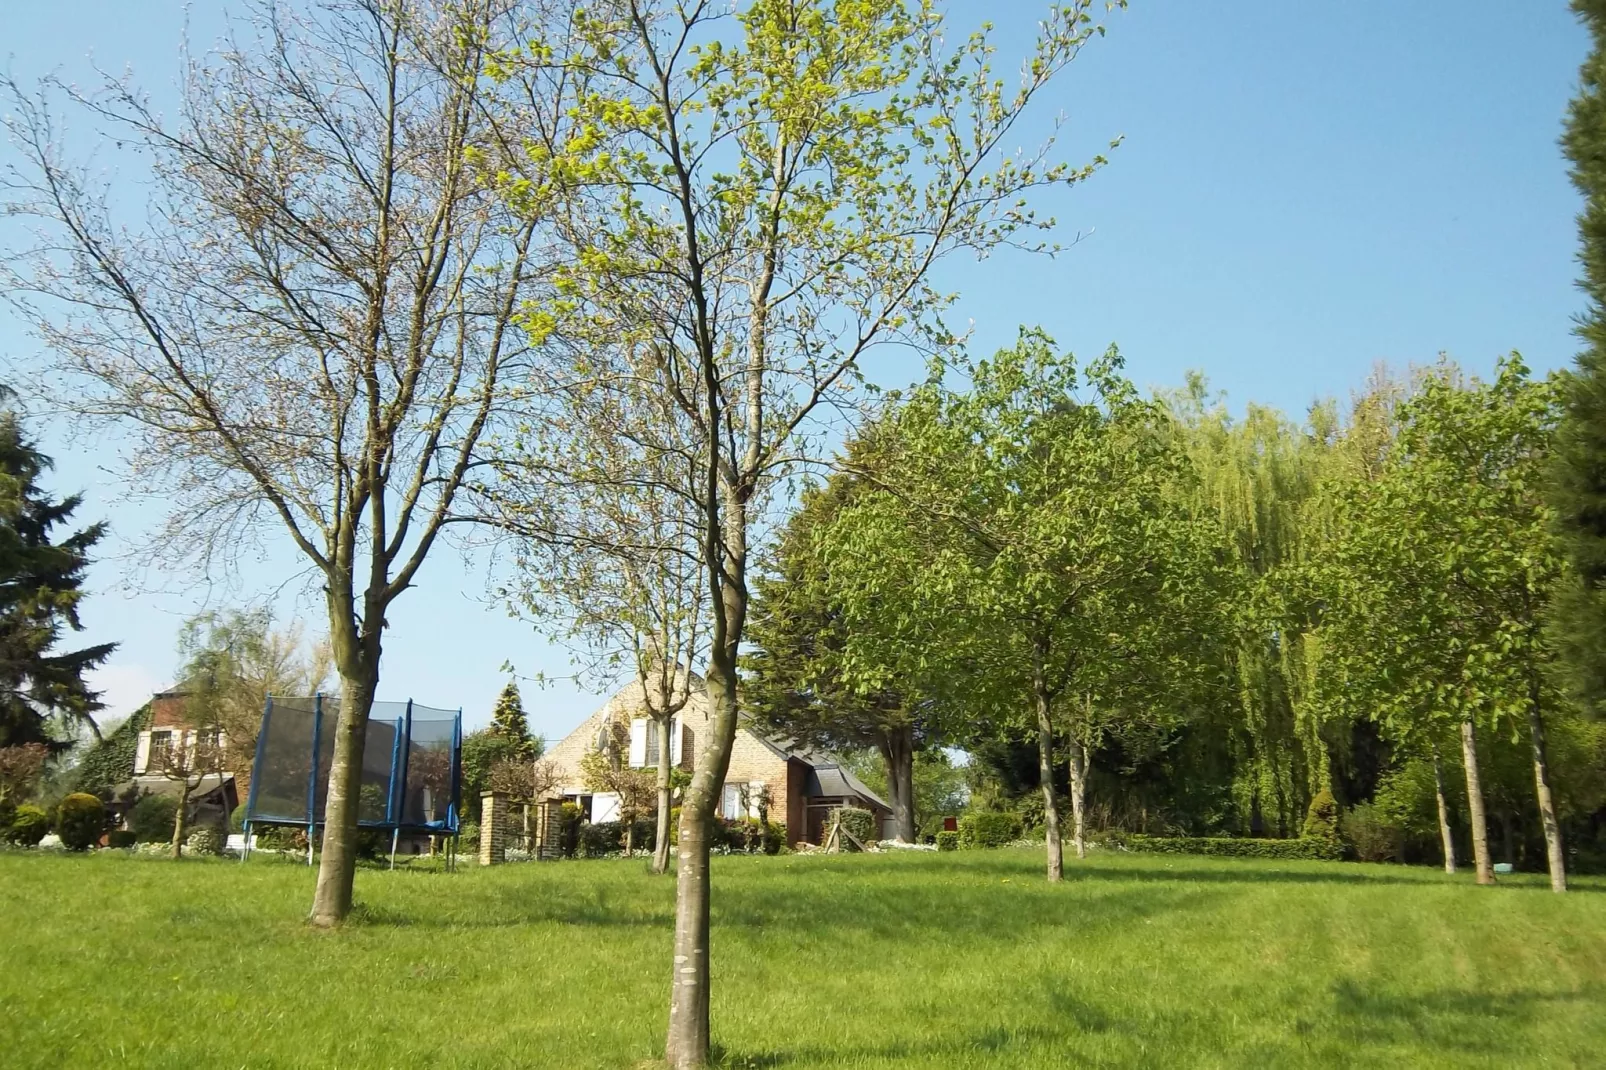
242, 695, 462, 868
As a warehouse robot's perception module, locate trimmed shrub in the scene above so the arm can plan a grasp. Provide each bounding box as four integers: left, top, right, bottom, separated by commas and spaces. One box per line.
578, 820, 623, 858
1303, 788, 1341, 844
1124, 835, 1342, 861
458, 820, 480, 847
129, 794, 179, 844
958, 811, 1023, 849
829, 806, 875, 847
1342, 803, 1401, 863
56, 792, 106, 851
106, 830, 137, 849
936, 830, 959, 852
230, 803, 248, 832
8, 803, 49, 846
186, 825, 225, 856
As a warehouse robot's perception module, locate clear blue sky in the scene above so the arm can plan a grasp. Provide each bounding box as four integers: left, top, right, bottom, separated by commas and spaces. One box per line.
0, 2, 1591, 743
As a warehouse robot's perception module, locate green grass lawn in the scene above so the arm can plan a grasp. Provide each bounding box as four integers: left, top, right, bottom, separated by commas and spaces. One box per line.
1, 848, 1602, 1069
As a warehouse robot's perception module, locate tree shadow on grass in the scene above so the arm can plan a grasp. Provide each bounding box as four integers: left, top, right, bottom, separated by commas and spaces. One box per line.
948, 854, 1543, 890
347, 884, 673, 930
1330, 977, 1605, 1054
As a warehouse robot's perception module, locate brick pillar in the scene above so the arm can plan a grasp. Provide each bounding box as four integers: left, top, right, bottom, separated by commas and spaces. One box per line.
480, 791, 507, 866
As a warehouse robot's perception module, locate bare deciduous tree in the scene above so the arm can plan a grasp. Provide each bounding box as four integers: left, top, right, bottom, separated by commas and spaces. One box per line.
1, 0, 573, 924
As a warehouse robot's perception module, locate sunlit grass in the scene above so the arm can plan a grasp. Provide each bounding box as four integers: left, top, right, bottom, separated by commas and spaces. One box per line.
1, 848, 1601, 1068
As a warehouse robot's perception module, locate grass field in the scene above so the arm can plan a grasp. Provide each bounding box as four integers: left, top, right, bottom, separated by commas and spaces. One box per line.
1, 848, 1602, 1069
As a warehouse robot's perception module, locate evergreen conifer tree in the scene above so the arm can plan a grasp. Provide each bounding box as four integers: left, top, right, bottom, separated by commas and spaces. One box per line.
0, 399, 115, 748
488, 680, 535, 758
1553, 0, 1606, 709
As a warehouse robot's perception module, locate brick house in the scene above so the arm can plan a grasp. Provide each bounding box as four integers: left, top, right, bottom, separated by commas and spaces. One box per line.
542, 673, 892, 847
125, 689, 242, 825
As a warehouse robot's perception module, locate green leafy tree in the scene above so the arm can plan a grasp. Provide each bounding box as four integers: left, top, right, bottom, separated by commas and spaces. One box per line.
490, 3, 1121, 1058
1316, 358, 1567, 890
825, 333, 1228, 878
0, 401, 114, 749
745, 460, 945, 842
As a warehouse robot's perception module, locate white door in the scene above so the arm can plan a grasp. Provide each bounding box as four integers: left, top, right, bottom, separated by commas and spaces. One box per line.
592, 792, 621, 823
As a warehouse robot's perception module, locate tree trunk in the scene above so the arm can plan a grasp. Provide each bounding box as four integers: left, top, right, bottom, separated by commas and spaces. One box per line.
1431, 743, 1456, 875
1031, 641, 1062, 883
665, 562, 745, 1067
1067, 734, 1088, 861
309, 666, 379, 927
1525, 691, 1567, 893
653, 719, 674, 875
878, 724, 917, 843
170, 784, 190, 860
624, 818, 635, 859
1459, 718, 1495, 886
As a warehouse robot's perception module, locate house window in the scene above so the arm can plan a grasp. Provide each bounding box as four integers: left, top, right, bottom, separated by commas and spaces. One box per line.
149, 730, 173, 769
197, 728, 222, 751
645, 721, 660, 767
721, 783, 743, 820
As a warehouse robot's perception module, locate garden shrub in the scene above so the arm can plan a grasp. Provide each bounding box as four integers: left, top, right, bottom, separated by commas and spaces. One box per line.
936, 830, 959, 852
1124, 835, 1342, 861
958, 811, 1022, 849
1302, 788, 1341, 845
733, 818, 784, 854
186, 825, 225, 856
1342, 803, 1401, 863
829, 806, 875, 847
558, 802, 583, 858
56, 792, 106, 851
106, 830, 137, 849
230, 803, 248, 832
458, 820, 480, 846
579, 820, 623, 858
8, 803, 49, 846
129, 794, 179, 843
0, 799, 14, 838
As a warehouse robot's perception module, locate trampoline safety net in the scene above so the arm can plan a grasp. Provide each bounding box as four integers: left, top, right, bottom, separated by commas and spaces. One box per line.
244, 696, 462, 834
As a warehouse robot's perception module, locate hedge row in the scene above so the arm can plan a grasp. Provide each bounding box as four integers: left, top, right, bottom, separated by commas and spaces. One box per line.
958, 811, 1022, 849
1120, 834, 1342, 861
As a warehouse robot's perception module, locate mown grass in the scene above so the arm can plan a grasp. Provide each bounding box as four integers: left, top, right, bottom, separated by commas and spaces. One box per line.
1, 848, 1602, 1069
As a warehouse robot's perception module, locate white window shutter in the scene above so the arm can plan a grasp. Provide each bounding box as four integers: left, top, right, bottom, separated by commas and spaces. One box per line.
592, 792, 621, 823
669, 717, 683, 765
721, 783, 740, 820
748, 782, 765, 818
134, 731, 152, 775
629, 719, 647, 767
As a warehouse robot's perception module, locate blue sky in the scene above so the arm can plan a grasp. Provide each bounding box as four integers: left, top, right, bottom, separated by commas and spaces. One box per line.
0, 2, 1591, 743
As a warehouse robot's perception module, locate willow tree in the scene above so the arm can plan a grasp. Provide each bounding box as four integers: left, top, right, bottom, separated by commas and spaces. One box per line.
496, 2, 1123, 1061
1, 0, 571, 925
827, 333, 1225, 877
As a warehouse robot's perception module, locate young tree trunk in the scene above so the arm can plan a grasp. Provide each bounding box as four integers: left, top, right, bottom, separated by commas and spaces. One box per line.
1431, 743, 1456, 875
309, 664, 379, 927
665, 500, 747, 1068
1067, 735, 1089, 861
877, 724, 917, 842
625, 819, 635, 859
653, 720, 674, 874
1459, 717, 1495, 886
1031, 642, 1063, 883
170, 784, 191, 860
1525, 687, 1566, 893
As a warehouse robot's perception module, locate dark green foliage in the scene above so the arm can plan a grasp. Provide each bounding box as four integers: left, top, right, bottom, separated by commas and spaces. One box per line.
1343, 803, 1401, 863
105, 830, 136, 849
830, 806, 875, 847
230, 803, 247, 832
71, 705, 151, 797
1553, 0, 1606, 710
55, 792, 105, 850
578, 821, 623, 858
1123, 835, 1343, 861
8, 802, 48, 845
0, 405, 116, 749
128, 794, 178, 843
487, 681, 537, 759
1302, 789, 1340, 844
460, 730, 527, 823
936, 830, 959, 852
733, 818, 785, 855
958, 811, 1023, 849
